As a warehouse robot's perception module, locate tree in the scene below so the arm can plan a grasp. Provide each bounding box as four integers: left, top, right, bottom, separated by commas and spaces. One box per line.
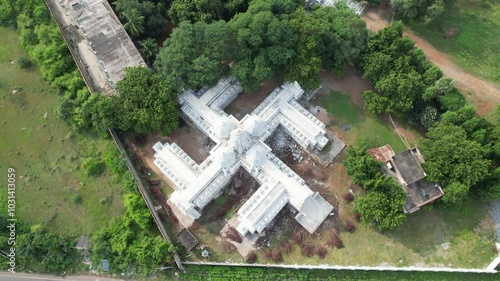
229, 1, 297, 92
112, 67, 179, 135
114, 0, 166, 37
138, 38, 158, 65
285, 6, 368, 89
343, 146, 381, 186
168, 0, 249, 24
355, 187, 406, 230
361, 22, 442, 115
122, 9, 145, 37
390, 0, 445, 25
155, 20, 233, 90
421, 123, 491, 195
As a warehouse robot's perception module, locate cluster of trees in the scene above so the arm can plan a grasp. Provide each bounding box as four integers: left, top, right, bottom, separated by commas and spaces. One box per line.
421, 106, 500, 203
390, 0, 446, 25
343, 147, 407, 230
168, 0, 249, 24
155, 1, 367, 92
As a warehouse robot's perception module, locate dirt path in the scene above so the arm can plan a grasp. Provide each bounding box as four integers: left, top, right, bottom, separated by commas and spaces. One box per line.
362, 7, 500, 114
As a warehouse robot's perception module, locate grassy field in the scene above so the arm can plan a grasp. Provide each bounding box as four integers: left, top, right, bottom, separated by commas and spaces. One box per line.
0, 27, 124, 236
319, 90, 421, 153
407, 0, 500, 83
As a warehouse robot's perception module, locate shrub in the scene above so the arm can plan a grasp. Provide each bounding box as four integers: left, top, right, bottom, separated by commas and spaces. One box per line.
281, 240, 292, 254
246, 251, 257, 263
293, 229, 308, 245
225, 227, 242, 243
16, 56, 32, 69
81, 158, 105, 176
70, 194, 83, 204
315, 246, 327, 259
329, 234, 344, 249
342, 192, 354, 203
271, 248, 282, 262
354, 212, 362, 222
343, 221, 356, 233
302, 244, 314, 257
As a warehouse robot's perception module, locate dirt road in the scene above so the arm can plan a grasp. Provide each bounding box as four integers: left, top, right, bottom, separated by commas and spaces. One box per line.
362, 7, 500, 114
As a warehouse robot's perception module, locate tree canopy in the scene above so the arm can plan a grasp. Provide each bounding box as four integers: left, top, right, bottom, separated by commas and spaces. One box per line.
168, 0, 249, 24
354, 173, 407, 230
343, 146, 381, 186
112, 67, 179, 135
229, 0, 298, 92
361, 21, 443, 122
155, 20, 233, 90
286, 5, 368, 89
114, 0, 166, 38
390, 0, 445, 25
421, 122, 491, 202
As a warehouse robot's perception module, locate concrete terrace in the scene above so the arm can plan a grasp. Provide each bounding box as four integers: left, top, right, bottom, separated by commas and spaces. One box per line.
48, 0, 145, 94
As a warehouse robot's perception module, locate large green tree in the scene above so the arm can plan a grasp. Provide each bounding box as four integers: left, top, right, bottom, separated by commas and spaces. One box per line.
114, 0, 166, 38
111, 67, 179, 135
390, 0, 445, 25
155, 20, 233, 90
343, 146, 381, 186
421, 123, 491, 202
168, 0, 249, 24
286, 5, 367, 89
354, 174, 407, 230
361, 21, 442, 115
229, 0, 298, 92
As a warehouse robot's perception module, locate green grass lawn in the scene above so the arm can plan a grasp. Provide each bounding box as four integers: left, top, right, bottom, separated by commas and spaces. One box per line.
320, 91, 420, 153
0, 27, 124, 236
406, 0, 500, 83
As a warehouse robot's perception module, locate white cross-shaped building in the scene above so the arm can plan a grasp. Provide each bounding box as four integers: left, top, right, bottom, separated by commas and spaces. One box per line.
153, 77, 336, 236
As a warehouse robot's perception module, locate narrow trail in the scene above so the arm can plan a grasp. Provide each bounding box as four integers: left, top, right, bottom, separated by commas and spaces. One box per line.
362, 7, 500, 114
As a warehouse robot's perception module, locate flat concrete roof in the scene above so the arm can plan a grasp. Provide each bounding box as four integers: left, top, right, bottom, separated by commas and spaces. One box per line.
391, 149, 426, 185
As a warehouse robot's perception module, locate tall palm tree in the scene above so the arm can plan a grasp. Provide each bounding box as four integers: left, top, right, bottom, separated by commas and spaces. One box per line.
122, 9, 145, 37
139, 38, 158, 65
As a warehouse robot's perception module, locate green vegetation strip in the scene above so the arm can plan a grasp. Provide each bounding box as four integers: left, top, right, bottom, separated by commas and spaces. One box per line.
172, 264, 497, 280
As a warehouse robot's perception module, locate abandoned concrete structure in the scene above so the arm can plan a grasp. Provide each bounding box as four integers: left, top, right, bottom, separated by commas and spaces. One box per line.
368, 145, 444, 213
154, 77, 342, 236
51, 0, 145, 94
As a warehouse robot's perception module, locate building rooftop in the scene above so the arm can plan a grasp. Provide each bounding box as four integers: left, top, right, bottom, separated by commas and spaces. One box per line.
154, 78, 338, 237
391, 149, 427, 185
52, 0, 145, 94
372, 145, 444, 213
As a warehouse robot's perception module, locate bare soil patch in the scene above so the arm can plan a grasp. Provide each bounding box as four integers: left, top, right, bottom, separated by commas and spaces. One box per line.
226, 77, 282, 119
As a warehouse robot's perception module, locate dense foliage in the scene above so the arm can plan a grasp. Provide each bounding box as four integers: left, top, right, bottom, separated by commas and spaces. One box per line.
168, 0, 249, 24
155, 20, 233, 90
287, 5, 367, 89
391, 0, 445, 25
343, 147, 406, 230
361, 21, 443, 119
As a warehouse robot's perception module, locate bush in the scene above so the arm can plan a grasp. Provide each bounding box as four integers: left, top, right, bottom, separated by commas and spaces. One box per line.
302, 244, 314, 257
16, 56, 32, 69
329, 234, 344, 249
225, 227, 242, 243
437, 88, 466, 111
246, 251, 257, 263
70, 194, 83, 204
293, 229, 308, 245
343, 221, 356, 233
342, 192, 354, 203
315, 246, 327, 259
281, 240, 292, 254
271, 248, 282, 262
81, 158, 105, 176
354, 212, 362, 222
